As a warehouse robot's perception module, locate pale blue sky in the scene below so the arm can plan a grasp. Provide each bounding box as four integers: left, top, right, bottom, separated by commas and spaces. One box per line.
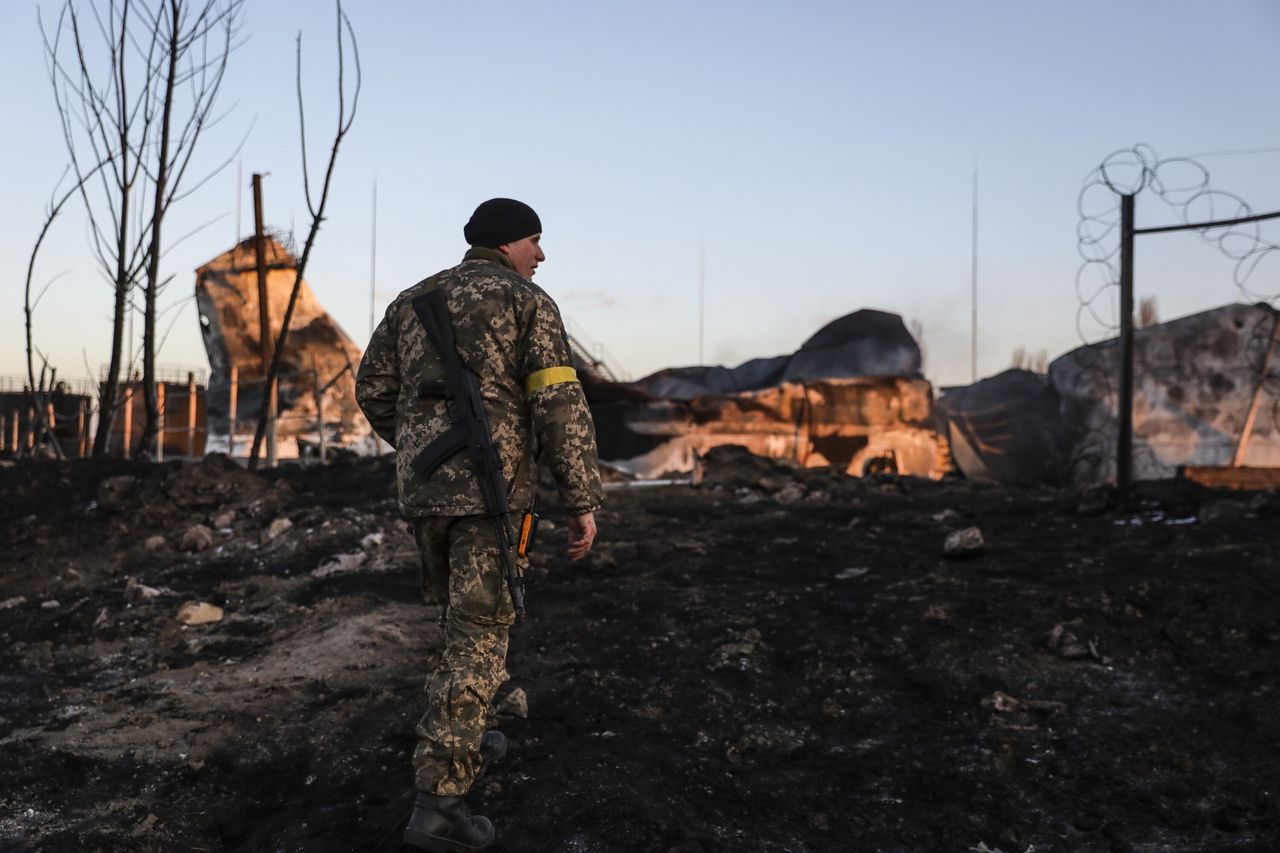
3, 0, 1279, 389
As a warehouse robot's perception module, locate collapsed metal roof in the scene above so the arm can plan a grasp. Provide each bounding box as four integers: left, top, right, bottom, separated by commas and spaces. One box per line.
580, 310, 948, 480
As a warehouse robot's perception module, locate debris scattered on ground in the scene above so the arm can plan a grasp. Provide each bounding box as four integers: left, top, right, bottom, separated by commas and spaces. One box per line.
1074, 484, 1113, 516
943, 526, 986, 557
179, 524, 214, 553
313, 552, 368, 577
264, 516, 294, 542
496, 687, 529, 719
125, 577, 167, 602
1, 453, 1277, 851
96, 474, 139, 510
1045, 622, 1098, 660
176, 601, 224, 626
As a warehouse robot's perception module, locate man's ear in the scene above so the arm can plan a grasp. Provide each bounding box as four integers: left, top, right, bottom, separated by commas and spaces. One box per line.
496, 243, 513, 257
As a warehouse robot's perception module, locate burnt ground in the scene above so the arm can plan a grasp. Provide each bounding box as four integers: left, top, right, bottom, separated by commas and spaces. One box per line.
0, 448, 1277, 853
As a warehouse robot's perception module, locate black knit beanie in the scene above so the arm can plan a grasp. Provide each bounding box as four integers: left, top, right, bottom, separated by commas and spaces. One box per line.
463, 198, 542, 249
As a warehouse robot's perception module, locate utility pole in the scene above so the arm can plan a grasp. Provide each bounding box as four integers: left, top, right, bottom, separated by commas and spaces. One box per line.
252, 173, 277, 467
235, 159, 242, 247
698, 234, 705, 366
253, 174, 270, 371
370, 179, 378, 338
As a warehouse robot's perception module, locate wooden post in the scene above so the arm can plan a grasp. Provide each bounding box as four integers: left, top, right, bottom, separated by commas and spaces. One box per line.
253, 174, 272, 372
266, 376, 278, 468
1117, 194, 1135, 502
253, 174, 276, 469
1232, 309, 1280, 466
46, 402, 56, 451
122, 385, 134, 459
11, 409, 19, 453
1, 413, 7, 453
26, 407, 35, 452
312, 354, 327, 462
155, 382, 166, 462
186, 371, 198, 458
228, 366, 239, 456
77, 401, 87, 458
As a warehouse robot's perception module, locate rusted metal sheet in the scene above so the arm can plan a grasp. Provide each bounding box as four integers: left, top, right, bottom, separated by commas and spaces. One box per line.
1180, 465, 1280, 491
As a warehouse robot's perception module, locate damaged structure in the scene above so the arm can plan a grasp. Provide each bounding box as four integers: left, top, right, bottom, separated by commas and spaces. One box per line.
937, 302, 1280, 486
189, 236, 1277, 490
581, 310, 950, 480
195, 238, 374, 458
584, 301, 1279, 487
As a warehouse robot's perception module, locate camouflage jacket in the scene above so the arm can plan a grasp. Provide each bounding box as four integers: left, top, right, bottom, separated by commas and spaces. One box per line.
356, 247, 603, 518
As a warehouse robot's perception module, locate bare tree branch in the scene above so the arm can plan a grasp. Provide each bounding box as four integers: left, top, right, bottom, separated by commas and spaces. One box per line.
248, 0, 360, 469
42, 0, 244, 456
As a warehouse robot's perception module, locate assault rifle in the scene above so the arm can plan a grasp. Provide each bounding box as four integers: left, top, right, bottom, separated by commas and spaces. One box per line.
410, 289, 527, 619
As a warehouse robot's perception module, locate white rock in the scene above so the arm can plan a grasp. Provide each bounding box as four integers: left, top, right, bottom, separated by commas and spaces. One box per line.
835, 567, 869, 580
313, 552, 368, 578
943, 526, 985, 557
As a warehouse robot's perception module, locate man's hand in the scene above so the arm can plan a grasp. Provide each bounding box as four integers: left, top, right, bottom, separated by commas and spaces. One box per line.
567, 512, 597, 561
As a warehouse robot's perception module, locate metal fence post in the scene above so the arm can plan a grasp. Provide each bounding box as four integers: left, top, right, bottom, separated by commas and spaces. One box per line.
1117, 194, 1135, 502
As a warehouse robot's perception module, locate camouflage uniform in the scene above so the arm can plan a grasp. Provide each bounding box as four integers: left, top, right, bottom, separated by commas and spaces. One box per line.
356, 246, 602, 796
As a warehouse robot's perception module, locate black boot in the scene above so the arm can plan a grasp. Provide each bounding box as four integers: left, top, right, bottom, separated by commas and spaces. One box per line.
402, 793, 495, 852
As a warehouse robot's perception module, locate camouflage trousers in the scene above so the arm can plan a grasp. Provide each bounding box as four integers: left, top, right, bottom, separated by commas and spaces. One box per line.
411, 514, 519, 796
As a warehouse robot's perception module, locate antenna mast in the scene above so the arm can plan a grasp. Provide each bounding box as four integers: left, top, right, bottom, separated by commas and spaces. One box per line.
971, 161, 979, 383
699, 234, 705, 365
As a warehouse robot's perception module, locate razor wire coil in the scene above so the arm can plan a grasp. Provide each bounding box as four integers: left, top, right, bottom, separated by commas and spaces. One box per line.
1067, 144, 1280, 481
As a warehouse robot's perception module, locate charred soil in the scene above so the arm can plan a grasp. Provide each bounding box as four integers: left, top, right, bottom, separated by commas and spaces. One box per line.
0, 449, 1278, 852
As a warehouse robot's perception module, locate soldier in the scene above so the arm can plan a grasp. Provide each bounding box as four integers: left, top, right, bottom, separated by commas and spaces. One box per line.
356, 198, 603, 851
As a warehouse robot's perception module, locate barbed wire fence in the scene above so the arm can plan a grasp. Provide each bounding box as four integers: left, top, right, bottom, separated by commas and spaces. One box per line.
1069, 143, 1280, 484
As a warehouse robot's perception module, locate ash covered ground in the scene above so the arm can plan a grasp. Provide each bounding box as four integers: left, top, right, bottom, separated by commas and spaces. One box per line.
0, 449, 1277, 852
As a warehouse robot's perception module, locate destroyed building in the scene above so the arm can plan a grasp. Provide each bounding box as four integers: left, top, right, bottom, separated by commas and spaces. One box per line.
192, 239, 1278, 490
580, 310, 950, 480
194, 237, 374, 458
584, 301, 1279, 488
937, 302, 1280, 486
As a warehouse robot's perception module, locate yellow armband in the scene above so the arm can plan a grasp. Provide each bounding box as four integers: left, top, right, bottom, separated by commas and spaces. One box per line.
524, 366, 579, 394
